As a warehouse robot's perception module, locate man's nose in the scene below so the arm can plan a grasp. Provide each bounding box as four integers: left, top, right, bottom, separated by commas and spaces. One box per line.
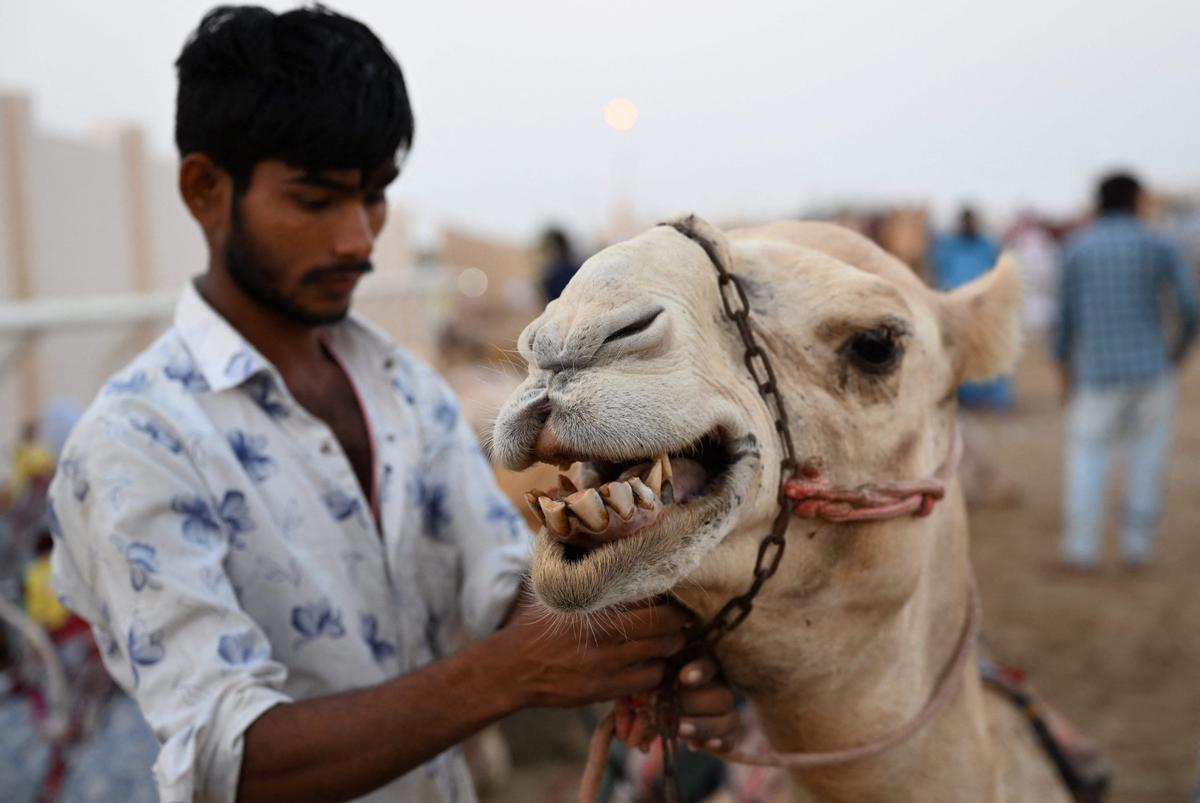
332, 204, 375, 262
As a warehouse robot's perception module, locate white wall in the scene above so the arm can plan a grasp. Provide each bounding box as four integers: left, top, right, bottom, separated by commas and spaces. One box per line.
0, 93, 423, 460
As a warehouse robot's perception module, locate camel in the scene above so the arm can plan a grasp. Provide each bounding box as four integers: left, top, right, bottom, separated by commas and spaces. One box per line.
490, 215, 1074, 802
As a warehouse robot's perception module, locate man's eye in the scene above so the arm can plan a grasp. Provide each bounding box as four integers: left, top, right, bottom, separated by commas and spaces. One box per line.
843, 329, 903, 375
295, 196, 332, 212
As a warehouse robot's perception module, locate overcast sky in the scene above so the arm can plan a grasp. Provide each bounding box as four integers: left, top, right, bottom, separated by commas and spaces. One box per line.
2, 0, 1198, 243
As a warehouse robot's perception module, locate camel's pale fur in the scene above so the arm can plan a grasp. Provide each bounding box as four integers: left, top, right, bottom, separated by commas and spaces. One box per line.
492, 215, 1069, 802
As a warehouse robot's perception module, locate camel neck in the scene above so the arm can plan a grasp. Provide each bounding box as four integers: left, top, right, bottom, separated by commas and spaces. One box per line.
711, 491, 1000, 802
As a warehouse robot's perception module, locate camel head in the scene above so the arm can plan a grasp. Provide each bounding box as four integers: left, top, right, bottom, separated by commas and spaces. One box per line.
491, 214, 1020, 616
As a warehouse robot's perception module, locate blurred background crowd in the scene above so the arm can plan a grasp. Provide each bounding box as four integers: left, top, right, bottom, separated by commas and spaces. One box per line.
2, 1, 1199, 801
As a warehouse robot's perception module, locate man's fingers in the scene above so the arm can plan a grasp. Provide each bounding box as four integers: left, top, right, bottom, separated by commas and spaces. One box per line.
678, 711, 739, 745
604, 662, 667, 699
678, 655, 719, 687
677, 684, 735, 717
613, 632, 687, 665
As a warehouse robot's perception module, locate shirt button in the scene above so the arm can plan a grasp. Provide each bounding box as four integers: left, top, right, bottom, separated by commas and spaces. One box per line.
320, 442, 333, 455
384, 358, 395, 370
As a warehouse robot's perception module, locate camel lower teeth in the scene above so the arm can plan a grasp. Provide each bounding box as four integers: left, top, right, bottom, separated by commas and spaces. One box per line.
628, 477, 657, 509
565, 487, 608, 531
599, 481, 635, 519
539, 496, 568, 535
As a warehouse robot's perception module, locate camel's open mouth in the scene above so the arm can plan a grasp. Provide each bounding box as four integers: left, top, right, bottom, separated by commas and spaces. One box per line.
525, 428, 745, 564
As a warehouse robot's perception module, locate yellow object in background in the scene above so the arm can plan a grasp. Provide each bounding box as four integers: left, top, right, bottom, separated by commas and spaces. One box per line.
11, 442, 55, 497
25, 555, 70, 631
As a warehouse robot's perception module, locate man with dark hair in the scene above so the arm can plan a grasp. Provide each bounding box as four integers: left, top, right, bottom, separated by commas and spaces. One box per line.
47, 6, 734, 802
1053, 170, 1198, 572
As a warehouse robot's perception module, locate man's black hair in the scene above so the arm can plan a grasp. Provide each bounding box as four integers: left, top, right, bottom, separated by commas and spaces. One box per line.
175, 4, 413, 189
1097, 172, 1141, 214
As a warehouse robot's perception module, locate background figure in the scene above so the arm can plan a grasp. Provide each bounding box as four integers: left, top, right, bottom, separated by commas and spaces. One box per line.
933, 206, 1014, 409
1004, 212, 1063, 336
933, 207, 1018, 506
539, 226, 581, 303
1053, 172, 1199, 571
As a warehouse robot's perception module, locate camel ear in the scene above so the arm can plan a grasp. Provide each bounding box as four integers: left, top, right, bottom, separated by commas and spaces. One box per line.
659, 212, 735, 273
939, 254, 1023, 382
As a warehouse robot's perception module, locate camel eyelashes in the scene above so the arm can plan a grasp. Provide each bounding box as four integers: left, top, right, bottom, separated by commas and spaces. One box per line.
843, 328, 904, 375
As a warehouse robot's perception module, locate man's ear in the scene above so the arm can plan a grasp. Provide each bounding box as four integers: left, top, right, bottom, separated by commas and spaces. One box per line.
178, 153, 233, 234
939, 254, 1023, 382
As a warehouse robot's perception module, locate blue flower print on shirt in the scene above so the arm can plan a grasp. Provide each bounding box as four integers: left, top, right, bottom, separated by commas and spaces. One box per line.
322, 488, 364, 525
486, 497, 525, 542
414, 479, 450, 541
217, 631, 265, 666
127, 623, 165, 688
391, 373, 415, 405
225, 349, 256, 382
130, 416, 183, 454
360, 613, 396, 663
58, 457, 89, 501
425, 607, 446, 660
228, 429, 276, 483
433, 401, 458, 433
291, 598, 346, 648
104, 370, 149, 396
217, 491, 255, 549
163, 360, 210, 393
170, 494, 222, 548
125, 542, 162, 591
244, 374, 289, 419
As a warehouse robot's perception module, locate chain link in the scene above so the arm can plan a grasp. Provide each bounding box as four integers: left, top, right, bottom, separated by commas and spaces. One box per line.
684, 235, 798, 651
657, 222, 800, 803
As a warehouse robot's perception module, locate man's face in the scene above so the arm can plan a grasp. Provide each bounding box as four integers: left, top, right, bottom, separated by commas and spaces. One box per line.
224, 159, 398, 326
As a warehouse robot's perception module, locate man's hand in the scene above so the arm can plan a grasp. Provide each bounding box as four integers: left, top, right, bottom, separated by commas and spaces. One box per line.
495, 596, 689, 709
676, 654, 739, 752
615, 654, 739, 754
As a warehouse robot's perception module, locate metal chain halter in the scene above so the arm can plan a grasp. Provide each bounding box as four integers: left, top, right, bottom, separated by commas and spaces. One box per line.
654, 219, 800, 802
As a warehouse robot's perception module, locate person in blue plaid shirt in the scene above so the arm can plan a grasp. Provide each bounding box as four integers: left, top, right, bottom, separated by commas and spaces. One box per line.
1053, 172, 1199, 571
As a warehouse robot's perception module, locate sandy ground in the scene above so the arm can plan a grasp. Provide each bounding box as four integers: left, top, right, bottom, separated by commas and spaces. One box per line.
968, 352, 1200, 802
481, 350, 1200, 803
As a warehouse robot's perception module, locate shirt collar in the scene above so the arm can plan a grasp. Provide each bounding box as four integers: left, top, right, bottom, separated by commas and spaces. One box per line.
174, 280, 403, 394
174, 280, 277, 393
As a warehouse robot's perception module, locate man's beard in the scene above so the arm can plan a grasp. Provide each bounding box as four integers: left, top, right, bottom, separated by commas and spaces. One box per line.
225, 202, 372, 327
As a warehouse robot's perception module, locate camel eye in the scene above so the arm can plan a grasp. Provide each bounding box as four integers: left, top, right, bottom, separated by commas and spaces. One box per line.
844, 329, 902, 375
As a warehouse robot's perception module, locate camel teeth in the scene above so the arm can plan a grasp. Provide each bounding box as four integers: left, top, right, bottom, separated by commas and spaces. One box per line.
599, 481, 635, 519
644, 460, 663, 497
524, 492, 547, 523
565, 488, 608, 531
539, 496, 568, 536
557, 473, 578, 496
629, 477, 657, 510
659, 454, 673, 482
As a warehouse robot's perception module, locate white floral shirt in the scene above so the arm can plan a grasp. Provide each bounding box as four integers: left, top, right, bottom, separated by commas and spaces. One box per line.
49, 282, 530, 803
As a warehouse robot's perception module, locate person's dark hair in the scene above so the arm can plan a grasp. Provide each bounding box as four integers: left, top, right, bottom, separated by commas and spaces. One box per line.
541, 227, 574, 262
1097, 172, 1141, 214
175, 4, 413, 190
957, 206, 979, 237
